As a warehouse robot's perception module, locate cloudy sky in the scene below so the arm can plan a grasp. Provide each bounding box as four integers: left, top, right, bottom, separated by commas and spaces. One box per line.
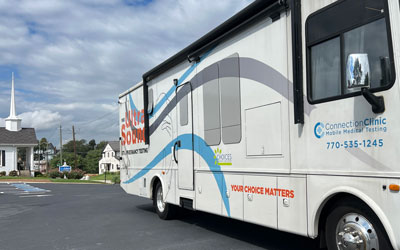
0, 0, 253, 146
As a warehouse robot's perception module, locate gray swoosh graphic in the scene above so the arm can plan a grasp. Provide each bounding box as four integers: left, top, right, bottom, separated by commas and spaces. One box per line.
149, 57, 315, 135
345, 148, 393, 172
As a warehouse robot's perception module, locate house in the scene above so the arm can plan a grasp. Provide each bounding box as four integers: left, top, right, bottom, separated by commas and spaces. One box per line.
45, 143, 57, 161
0, 73, 37, 176
98, 141, 120, 174
33, 143, 57, 173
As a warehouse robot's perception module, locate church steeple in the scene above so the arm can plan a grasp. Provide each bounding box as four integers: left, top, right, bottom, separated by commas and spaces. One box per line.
9, 72, 16, 118
5, 72, 22, 131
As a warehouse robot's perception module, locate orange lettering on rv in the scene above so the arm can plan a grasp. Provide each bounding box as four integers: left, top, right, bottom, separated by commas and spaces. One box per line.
139, 128, 145, 142
121, 124, 126, 146
127, 130, 131, 145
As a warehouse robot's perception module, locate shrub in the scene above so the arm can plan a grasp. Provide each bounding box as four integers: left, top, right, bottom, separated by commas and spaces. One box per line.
0, 171, 6, 177
66, 169, 85, 179
34, 171, 44, 177
8, 170, 18, 177
49, 169, 61, 179
112, 175, 120, 184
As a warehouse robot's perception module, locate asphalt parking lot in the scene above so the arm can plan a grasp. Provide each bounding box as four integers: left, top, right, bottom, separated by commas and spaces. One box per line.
0, 183, 320, 250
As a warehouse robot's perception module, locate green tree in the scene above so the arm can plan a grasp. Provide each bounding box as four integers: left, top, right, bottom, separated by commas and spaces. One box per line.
88, 139, 96, 150
83, 149, 102, 173
48, 139, 114, 173
49, 152, 84, 169
63, 139, 91, 157
34, 137, 49, 160
95, 141, 108, 151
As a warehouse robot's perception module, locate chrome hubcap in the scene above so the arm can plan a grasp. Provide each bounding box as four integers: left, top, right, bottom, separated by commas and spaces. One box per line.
336, 213, 379, 250
156, 186, 165, 213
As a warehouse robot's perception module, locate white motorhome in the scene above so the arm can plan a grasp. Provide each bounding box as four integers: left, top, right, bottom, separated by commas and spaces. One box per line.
119, 0, 400, 249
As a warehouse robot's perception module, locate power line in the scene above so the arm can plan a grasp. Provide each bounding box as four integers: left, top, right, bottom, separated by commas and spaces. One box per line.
77, 107, 118, 127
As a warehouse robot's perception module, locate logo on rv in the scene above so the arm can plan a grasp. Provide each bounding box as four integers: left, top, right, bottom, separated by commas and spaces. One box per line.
121, 108, 146, 146
314, 122, 325, 139
213, 148, 232, 166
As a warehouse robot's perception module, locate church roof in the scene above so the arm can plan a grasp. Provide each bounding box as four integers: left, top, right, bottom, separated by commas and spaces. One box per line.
0, 127, 38, 145
108, 141, 120, 152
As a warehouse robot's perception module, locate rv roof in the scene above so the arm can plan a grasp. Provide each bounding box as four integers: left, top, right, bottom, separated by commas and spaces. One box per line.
142, 0, 286, 83
119, 81, 143, 98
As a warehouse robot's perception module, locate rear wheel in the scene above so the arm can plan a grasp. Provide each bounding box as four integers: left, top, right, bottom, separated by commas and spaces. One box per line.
153, 182, 176, 220
325, 200, 393, 250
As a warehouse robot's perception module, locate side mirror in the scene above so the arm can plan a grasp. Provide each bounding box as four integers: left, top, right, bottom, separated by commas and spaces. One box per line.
346, 53, 370, 91
347, 53, 385, 114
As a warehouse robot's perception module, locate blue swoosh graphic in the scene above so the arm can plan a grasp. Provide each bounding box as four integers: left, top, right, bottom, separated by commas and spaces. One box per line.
129, 93, 139, 113
150, 47, 215, 118
129, 94, 143, 123
126, 47, 214, 119
123, 133, 230, 217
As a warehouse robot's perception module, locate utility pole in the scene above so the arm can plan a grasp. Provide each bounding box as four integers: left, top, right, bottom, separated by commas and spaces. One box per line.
72, 125, 77, 169
46, 141, 49, 173
59, 125, 63, 166
38, 139, 41, 172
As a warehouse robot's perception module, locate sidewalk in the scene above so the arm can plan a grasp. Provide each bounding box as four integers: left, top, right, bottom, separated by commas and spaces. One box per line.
91, 180, 113, 184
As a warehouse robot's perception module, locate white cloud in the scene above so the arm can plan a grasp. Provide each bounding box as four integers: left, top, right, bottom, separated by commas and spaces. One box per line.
19, 110, 62, 131
0, 0, 253, 144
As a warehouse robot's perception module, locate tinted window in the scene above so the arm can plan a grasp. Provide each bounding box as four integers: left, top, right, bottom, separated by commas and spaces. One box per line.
307, 0, 385, 45
147, 88, 153, 114
180, 88, 188, 126
219, 53, 241, 144
311, 37, 341, 100
203, 64, 221, 146
343, 18, 391, 91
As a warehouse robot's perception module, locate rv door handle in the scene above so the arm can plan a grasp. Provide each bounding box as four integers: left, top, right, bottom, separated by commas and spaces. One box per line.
173, 140, 180, 164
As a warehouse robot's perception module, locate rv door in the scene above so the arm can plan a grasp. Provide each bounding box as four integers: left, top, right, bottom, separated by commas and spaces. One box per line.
175, 82, 194, 190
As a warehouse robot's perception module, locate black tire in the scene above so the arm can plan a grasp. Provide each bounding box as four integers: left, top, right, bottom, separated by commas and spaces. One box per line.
153, 182, 176, 220
325, 199, 393, 250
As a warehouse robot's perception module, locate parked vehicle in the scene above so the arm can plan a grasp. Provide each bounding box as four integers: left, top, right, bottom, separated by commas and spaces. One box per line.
119, 1, 400, 249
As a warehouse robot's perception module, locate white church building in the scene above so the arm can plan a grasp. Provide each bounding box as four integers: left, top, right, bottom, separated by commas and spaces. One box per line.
0, 73, 37, 176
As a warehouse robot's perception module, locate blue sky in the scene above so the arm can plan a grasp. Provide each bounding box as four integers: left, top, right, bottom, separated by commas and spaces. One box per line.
0, 0, 252, 146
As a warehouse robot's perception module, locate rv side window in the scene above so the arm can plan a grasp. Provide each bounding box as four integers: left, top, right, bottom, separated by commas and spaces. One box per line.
307, 0, 395, 103
147, 88, 153, 114
180, 88, 189, 126
203, 64, 221, 146
219, 53, 241, 144
343, 19, 392, 91
310, 37, 341, 100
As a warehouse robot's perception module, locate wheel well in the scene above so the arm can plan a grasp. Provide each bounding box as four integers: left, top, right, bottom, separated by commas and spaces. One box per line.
317, 193, 378, 247
151, 177, 161, 200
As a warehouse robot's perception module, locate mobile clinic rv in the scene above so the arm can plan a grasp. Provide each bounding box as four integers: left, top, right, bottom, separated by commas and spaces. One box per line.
118, 0, 400, 249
